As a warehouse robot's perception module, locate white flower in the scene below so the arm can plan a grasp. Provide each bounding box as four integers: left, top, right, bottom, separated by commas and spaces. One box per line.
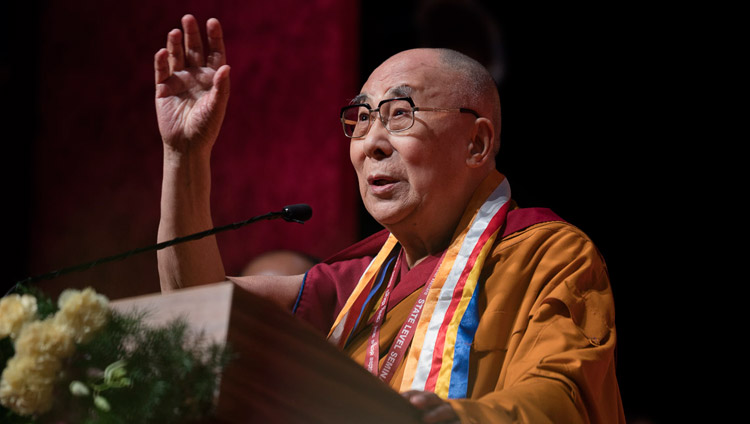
0, 354, 60, 415
69, 380, 90, 397
0, 294, 38, 340
94, 395, 111, 412
14, 319, 75, 357
0, 287, 113, 416
54, 287, 110, 344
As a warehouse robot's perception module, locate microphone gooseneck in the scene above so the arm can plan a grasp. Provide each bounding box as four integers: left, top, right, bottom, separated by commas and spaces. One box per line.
5, 204, 313, 295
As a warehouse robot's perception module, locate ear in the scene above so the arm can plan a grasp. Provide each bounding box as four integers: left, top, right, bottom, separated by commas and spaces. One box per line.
466, 117, 495, 168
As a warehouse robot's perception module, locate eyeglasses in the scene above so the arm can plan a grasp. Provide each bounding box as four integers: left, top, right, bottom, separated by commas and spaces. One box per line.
340, 97, 480, 139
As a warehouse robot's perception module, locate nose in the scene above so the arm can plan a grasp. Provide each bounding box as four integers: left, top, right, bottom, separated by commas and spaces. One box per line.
361, 114, 394, 160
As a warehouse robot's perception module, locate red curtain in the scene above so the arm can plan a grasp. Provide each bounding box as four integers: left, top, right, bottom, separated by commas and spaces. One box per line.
30, 0, 361, 300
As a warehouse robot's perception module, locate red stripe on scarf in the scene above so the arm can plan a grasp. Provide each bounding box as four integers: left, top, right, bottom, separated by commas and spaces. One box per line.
423, 202, 511, 391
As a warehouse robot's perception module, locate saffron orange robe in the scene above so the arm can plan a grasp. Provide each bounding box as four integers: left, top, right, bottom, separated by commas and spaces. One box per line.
295, 207, 625, 423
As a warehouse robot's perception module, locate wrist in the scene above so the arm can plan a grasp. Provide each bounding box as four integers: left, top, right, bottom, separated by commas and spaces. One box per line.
163, 143, 212, 167
161, 143, 213, 210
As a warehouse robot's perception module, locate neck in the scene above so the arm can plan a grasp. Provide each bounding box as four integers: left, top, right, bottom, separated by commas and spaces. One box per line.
393, 224, 456, 269
387, 192, 475, 269
388, 169, 496, 268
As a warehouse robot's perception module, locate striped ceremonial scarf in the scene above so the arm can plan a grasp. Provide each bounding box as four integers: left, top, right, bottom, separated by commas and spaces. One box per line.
328, 171, 511, 399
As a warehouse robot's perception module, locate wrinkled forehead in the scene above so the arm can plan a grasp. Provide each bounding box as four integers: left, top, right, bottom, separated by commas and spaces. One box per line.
354, 53, 456, 106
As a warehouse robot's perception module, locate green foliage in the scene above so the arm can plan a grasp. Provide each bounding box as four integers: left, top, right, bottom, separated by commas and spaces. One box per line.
12, 285, 56, 319
73, 312, 232, 423
0, 337, 12, 376
0, 301, 232, 424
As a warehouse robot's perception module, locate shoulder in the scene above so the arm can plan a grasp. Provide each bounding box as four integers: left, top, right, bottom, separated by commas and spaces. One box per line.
500, 208, 602, 262
484, 209, 615, 337
502, 207, 566, 238
293, 229, 389, 333
488, 208, 610, 295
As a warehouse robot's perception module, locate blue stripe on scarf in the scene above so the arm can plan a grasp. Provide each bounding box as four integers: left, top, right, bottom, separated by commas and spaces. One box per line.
291, 270, 309, 314
447, 282, 482, 399
345, 255, 396, 346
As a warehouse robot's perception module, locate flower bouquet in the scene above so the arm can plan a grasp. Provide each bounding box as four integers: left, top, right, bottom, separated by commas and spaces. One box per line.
0, 287, 231, 423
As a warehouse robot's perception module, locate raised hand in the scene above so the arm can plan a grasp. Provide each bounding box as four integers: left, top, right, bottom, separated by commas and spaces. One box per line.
154, 14, 230, 153
155, 15, 231, 291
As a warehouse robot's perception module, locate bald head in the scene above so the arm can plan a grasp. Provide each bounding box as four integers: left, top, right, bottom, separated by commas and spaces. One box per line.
368, 48, 501, 157
432, 48, 502, 155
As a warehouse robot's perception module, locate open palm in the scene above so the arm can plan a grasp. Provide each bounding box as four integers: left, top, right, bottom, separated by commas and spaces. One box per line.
154, 15, 230, 152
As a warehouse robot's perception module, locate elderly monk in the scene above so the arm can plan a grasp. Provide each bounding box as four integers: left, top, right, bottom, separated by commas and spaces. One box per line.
155, 15, 625, 424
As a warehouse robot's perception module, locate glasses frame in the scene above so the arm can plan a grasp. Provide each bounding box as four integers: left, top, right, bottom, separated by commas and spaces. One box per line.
340, 97, 480, 139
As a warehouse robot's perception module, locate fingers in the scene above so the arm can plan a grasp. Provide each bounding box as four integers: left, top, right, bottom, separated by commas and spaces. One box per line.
213, 65, 231, 93
166, 28, 185, 73
154, 48, 170, 85
421, 402, 460, 424
210, 64, 231, 109
402, 390, 442, 408
206, 18, 226, 69
402, 391, 460, 424
181, 14, 205, 68
156, 15, 226, 84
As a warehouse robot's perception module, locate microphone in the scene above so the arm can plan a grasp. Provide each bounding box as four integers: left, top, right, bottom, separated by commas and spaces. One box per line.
282, 204, 312, 223
6, 204, 313, 293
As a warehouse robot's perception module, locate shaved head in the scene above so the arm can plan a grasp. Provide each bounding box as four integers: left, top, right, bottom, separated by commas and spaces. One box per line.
367, 48, 502, 157
433, 48, 502, 155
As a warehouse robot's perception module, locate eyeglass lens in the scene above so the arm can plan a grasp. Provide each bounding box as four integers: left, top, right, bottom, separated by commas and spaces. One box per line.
342, 99, 414, 138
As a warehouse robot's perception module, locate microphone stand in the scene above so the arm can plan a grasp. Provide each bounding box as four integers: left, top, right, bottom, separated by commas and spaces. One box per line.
4, 204, 312, 296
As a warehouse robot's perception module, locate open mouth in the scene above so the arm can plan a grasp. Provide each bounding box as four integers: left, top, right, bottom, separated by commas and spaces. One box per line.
368, 175, 397, 186
367, 175, 399, 193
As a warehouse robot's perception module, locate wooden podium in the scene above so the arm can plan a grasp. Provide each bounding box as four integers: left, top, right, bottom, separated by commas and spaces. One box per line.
111, 282, 421, 423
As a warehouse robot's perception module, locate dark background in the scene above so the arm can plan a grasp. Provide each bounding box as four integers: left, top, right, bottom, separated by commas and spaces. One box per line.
3, 1, 697, 422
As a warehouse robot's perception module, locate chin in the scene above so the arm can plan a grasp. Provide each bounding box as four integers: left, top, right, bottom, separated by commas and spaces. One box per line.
365, 201, 413, 228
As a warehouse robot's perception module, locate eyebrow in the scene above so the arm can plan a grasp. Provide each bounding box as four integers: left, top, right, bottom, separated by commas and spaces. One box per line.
386, 85, 413, 99
350, 85, 413, 106
350, 93, 369, 105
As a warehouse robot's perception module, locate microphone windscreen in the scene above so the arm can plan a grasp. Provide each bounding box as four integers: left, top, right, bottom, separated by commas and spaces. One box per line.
282, 204, 313, 223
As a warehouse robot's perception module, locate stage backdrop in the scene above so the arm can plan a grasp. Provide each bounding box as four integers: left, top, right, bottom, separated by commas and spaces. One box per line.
28, 0, 361, 300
